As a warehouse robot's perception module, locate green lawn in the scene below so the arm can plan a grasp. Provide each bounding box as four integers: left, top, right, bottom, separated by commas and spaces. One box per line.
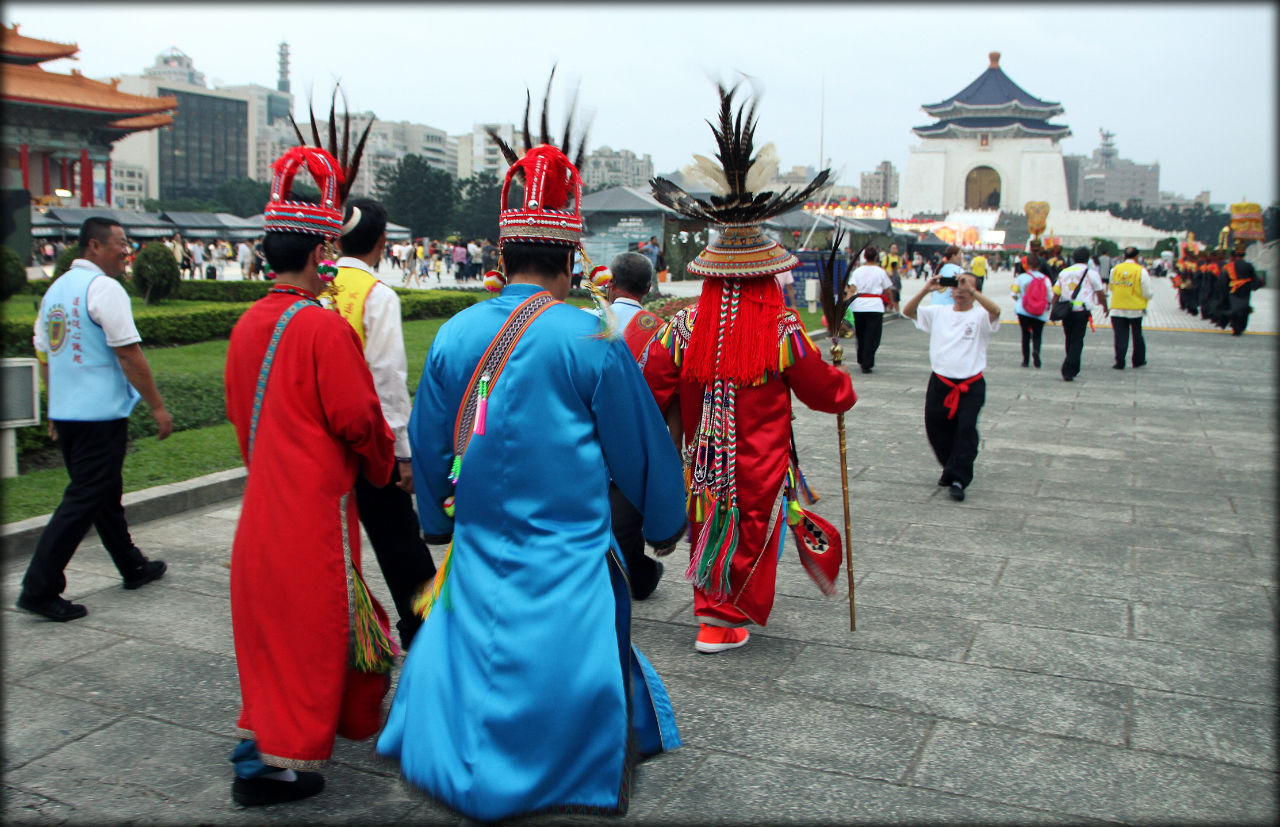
3, 422, 243, 524
2, 296, 251, 324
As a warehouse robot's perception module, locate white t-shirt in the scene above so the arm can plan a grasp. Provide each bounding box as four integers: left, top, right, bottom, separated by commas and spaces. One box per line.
846, 264, 894, 312
913, 304, 999, 379
32, 260, 141, 352
1055, 263, 1105, 311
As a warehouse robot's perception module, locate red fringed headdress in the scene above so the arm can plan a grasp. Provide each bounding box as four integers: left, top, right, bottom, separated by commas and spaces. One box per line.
263, 146, 345, 238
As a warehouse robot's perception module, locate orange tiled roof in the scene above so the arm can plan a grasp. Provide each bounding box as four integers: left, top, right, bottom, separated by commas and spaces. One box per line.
2, 24, 79, 64
106, 112, 175, 132
2, 63, 177, 115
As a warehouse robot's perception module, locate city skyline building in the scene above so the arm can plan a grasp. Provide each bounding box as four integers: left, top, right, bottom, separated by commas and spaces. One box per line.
582, 145, 654, 190
860, 160, 900, 204
1064, 128, 1160, 209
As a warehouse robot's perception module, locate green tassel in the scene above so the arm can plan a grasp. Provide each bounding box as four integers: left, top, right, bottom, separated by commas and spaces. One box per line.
351, 571, 396, 673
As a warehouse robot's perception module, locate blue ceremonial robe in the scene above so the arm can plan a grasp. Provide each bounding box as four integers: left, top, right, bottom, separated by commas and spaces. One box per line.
377, 284, 687, 820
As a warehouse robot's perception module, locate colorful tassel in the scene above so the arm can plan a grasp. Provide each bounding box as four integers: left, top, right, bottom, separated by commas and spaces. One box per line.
412, 541, 453, 621
442, 495, 455, 518
317, 260, 339, 281
483, 270, 506, 293
351, 570, 397, 673
448, 455, 462, 484
472, 373, 490, 436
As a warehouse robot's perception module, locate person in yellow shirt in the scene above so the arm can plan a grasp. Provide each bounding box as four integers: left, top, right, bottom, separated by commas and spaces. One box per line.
969, 254, 987, 291
1107, 247, 1154, 369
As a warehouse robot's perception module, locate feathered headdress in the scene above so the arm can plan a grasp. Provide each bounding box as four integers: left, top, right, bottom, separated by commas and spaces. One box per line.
650, 82, 831, 280
287, 84, 374, 237
484, 69, 616, 336
486, 66, 590, 250
262, 146, 345, 239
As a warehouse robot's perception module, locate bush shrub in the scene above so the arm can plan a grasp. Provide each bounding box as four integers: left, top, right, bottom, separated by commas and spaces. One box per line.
132, 242, 182, 304
3, 302, 252, 356
51, 245, 79, 278
174, 280, 272, 302
1, 245, 26, 301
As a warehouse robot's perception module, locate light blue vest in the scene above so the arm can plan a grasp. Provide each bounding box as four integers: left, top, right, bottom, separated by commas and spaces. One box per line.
41, 266, 140, 421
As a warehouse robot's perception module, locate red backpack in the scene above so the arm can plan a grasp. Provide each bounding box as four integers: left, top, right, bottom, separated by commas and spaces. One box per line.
1022, 273, 1049, 316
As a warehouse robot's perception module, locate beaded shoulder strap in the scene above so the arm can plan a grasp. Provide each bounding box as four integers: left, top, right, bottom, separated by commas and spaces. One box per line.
249, 299, 315, 461
451, 292, 558, 467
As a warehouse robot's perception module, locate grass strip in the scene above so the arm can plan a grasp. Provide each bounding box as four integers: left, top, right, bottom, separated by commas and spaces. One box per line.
3, 422, 243, 525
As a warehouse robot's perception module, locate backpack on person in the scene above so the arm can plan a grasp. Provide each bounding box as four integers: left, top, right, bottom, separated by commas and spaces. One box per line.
1022, 273, 1049, 316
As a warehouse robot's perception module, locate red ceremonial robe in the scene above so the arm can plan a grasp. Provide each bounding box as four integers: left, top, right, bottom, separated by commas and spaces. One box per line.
644, 307, 855, 626
224, 289, 395, 769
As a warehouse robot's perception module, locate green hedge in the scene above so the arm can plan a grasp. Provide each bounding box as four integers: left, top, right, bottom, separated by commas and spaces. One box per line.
174, 280, 272, 302
3, 302, 254, 356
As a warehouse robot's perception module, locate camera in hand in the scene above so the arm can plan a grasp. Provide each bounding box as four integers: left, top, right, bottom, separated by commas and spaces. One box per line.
938, 275, 958, 287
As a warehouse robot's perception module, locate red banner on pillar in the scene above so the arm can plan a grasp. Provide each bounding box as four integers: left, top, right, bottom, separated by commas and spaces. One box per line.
19, 144, 29, 191
80, 149, 92, 207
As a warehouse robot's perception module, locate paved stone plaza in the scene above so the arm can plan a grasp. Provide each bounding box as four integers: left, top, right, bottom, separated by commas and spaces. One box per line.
3, 271, 1276, 824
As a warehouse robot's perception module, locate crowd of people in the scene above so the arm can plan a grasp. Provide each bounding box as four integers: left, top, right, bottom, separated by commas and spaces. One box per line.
13, 71, 1270, 823
1173, 246, 1265, 335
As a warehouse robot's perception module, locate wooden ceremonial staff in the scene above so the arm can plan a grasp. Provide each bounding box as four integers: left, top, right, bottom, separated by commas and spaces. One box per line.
815, 227, 856, 631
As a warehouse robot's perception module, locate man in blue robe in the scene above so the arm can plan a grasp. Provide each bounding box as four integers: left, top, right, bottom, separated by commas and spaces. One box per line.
377, 129, 687, 819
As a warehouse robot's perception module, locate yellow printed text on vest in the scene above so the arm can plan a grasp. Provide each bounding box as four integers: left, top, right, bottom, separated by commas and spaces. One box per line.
1109, 261, 1147, 311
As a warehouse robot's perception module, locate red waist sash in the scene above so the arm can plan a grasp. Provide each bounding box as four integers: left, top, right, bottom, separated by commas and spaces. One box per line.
934, 372, 983, 420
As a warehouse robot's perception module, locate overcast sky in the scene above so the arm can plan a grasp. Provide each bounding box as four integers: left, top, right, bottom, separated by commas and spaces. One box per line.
8, 2, 1276, 206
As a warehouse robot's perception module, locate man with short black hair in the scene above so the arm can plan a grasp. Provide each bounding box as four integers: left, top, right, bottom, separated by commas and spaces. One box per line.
903, 270, 1001, 502
1224, 243, 1263, 335
1053, 246, 1108, 381
1108, 247, 1154, 368
332, 196, 437, 648
19, 217, 172, 623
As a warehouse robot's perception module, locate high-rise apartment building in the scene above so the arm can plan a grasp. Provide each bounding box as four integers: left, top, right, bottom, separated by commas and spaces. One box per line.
1064, 129, 1159, 209
582, 146, 653, 190
860, 160, 899, 204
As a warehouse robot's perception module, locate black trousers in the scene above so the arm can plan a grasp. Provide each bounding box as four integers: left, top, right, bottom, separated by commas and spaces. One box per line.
924, 374, 986, 488
1228, 293, 1252, 335
852, 311, 884, 370
354, 465, 437, 647
1060, 310, 1090, 380
1112, 316, 1146, 366
1017, 314, 1045, 364
22, 418, 146, 599
1181, 288, 1198, 315
608, 482, 662, 600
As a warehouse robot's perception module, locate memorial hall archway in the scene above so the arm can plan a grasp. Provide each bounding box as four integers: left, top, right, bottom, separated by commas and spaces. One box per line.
965, 166, 1001, 209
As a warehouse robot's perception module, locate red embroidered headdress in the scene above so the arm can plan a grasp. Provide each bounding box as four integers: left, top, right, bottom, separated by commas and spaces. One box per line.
262, 146, 345, 239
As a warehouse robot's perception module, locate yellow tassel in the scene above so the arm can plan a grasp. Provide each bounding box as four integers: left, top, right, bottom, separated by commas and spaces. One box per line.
413, 541, 453, 621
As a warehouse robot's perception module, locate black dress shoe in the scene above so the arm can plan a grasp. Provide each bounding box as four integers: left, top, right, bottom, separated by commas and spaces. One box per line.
937, 475, 950, 486
1021, 360, 1029, 367
16, 593, 87, 622
1132, 361, 1145, 368
232, 771, 325, 807
633, 560, 664, 601
1033, 355, 1041, 368
1112, 363, 1125, 370
860, 366, 872, 374
949, 482, 966, 502
123, 559, 166, 590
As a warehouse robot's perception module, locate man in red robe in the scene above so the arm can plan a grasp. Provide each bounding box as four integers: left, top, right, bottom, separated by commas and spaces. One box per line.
223, 146, 395, 807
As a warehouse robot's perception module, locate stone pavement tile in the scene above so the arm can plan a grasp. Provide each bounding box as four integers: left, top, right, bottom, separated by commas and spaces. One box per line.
1014, 497, 1134, 523
1131, 689, 1276, 772
633, 618, 804, 686
1, 611, 128, 680
17, 638, 239, 735
864, 497, 1024, 533
3, 562, 121, 606
778, 646, 1129, 746
859, 573, 1127, 636
1228, 492, 1280, 519
759, 596, 977, 661
859, 543, 1006, 587
4, 717, 423, 824
2, 786, 80, 824
2, 684, 123, 772
1130, 546, 1277, 585
664, 678, 927, 784
966, 624, 1276, 704
68, 581, 235, 657
895, 523, 1128, 569
1035, 478, 1233, 510
648, 751, 1088, 825
1132, 504, 1272, 537
911, 720, 1278, 824
1132, 602, 1276, 654
1017, 518, 1253, 556
998, 558, 1275, 614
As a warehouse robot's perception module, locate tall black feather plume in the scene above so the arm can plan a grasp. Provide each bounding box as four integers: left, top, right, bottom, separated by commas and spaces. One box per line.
539, 65, 556, 146
651, 82, 831, 225
487, 70, 589, 189
817, 227, 851, 339
521, 89, 533, 154
289, 83, 374, 202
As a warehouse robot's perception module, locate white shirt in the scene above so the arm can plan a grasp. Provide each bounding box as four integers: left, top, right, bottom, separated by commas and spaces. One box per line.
913, 304, 999, 379
846, 264, 894, 312
237, 242, 252, 264
1055, 263, 1105, 311
335, 256, 413, 460
33, 259, 141, 352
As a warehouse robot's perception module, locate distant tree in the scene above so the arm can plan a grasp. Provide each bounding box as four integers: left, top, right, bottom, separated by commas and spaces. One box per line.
142, 196, 228, 213
452, 171, 502, 241
1091, 238, 1120, 258
52, 245, 79, 277
131, 242, 181, 304
376, 154, 457, 238
1, 245, 26, 301
215, 178, 272, 217
1153, 237, 1180, 257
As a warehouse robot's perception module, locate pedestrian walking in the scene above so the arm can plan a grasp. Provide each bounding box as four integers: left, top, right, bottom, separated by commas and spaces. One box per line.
1108, 247, 1154, 368
1053, 246, 1108, 382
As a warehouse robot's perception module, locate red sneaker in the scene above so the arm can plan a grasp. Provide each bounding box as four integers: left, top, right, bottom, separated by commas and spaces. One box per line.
695, 624, 750, 654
